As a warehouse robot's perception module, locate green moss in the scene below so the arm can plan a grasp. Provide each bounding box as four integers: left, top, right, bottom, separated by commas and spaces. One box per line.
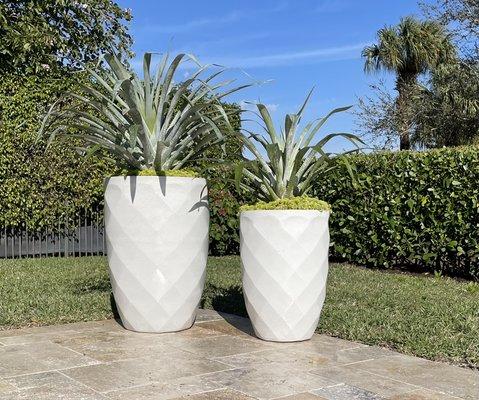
123, 169, 199, 178
240, 196, 331, 212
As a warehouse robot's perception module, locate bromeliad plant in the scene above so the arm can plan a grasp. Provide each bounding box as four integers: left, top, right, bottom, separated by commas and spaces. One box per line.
39, 52, 249, 172
235, 90, 362, 203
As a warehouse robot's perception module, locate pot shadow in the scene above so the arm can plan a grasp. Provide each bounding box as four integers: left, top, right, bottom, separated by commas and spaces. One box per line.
111, 289, 253, 335
108, 294, 129, 329
201, 285, 256, 337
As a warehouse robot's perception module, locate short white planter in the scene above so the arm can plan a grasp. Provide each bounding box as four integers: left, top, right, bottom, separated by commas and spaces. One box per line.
240, 210, 330, 342
104, 176, 209, 333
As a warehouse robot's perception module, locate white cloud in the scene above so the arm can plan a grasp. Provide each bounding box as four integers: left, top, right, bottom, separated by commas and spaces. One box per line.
129, 42, 369, 74
144, 12, 241, 34
203, 42, 368, 69
141, 2, 289, 34
240, 100, 279, 113
265, 103, 279, 112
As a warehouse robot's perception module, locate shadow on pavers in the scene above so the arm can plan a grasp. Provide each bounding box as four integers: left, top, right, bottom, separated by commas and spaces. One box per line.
201, 284, 256, 337
110, 285, 254, 336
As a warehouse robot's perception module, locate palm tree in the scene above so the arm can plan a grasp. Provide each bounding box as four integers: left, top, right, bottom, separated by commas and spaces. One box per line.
362, 16, 456, 150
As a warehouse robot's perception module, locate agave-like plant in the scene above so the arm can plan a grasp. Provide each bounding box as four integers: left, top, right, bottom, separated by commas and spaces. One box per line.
40, 52, 249, 171
235, 91, 362, 201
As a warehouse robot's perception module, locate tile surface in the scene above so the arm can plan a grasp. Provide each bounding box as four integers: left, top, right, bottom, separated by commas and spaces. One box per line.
312, 383, 386, 399
0, 310, 476, 400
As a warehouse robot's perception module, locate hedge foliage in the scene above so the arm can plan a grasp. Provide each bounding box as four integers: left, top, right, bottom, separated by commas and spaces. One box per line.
0, 71, 113, 231
313, 147, 479, 279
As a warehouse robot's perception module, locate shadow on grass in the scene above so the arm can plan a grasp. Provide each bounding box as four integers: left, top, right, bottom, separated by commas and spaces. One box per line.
200, 284, 257, 337
73, 277, 111, 294
201, 284, 247, 317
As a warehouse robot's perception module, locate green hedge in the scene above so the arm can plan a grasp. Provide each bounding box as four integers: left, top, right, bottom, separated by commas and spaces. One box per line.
313, 147, 479, 280
0, 72, 112, 231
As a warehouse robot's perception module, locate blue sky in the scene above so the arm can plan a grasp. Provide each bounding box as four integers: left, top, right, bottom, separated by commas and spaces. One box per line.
118, 0, 431, 151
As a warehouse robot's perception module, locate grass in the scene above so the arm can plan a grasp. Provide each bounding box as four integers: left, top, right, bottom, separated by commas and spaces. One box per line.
0, 256, 478, 369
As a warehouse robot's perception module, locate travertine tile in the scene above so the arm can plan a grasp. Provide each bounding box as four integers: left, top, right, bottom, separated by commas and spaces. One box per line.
214, 348, 331, 370
170, 335, 272, 358
388, 388, 465, 399
62, 350, 230, 392
272, 393, 325, 399
55, 329, 186, 362
2, 371, 104, 400
195, 309, 225, 322
214, 342, 395, 373
286, 336, 394, 365
105, 374, 225, 400
194, 319, 255, 338
0, 341, 99, 378
0, 329, 82, 346
0, 313, 475, 400
311, 365, 418, 397
171, 388, 257, 399
312, 383, 385, 399
0, 380, 15, 395
204, 367, 336, 399
355, 355, 479, 399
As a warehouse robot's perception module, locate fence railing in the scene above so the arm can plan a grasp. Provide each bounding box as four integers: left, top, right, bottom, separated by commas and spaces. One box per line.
0, 208, 105, 258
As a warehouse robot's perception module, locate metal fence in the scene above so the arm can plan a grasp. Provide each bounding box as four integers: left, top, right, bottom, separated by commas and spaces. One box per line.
0, 208, 105, 258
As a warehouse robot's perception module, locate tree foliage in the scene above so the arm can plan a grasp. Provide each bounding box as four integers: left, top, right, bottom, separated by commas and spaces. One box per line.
421, 0, 479, 59
413, 61, 479, 147
362, 16, 456, 150
356, 60, 479, 149
0, 0, 132, 73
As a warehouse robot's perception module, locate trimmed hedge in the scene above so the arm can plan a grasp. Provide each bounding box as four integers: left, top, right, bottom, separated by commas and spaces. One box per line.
0, 71, 112, 231
313, 147, 479, 279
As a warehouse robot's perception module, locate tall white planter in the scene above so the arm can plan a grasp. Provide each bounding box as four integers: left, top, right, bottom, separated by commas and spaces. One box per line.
240, 210, 330, 342
104, 176, 209, 333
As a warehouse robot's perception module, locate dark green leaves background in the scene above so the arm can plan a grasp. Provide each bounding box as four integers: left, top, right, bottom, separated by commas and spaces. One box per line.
313, 148, 479, 280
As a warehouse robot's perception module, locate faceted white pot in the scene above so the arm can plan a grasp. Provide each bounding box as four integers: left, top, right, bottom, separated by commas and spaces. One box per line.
104, 176, 209, 333
240, 210, 330, 342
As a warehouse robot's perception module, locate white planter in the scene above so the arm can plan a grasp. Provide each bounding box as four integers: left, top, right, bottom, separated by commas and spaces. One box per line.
240, 210, 330, 342
104, 176, 209, 333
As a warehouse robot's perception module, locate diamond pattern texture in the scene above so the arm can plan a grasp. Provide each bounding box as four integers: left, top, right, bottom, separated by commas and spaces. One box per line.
240, 210, 330, 342
105, 176, 209, 333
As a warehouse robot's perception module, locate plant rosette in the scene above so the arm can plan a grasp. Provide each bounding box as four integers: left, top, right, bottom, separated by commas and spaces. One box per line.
105, 173, 209, 332
239, 197, 330, 342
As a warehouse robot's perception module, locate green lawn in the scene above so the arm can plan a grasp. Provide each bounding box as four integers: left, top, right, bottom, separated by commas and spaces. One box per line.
0, 256, 478, 369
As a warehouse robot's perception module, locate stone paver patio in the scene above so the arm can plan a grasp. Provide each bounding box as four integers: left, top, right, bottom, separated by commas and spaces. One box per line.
0, 310, 477, 400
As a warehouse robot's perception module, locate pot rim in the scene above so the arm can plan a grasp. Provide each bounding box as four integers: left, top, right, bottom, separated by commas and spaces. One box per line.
104, 175, 206, 182
240, 209, 330, 215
